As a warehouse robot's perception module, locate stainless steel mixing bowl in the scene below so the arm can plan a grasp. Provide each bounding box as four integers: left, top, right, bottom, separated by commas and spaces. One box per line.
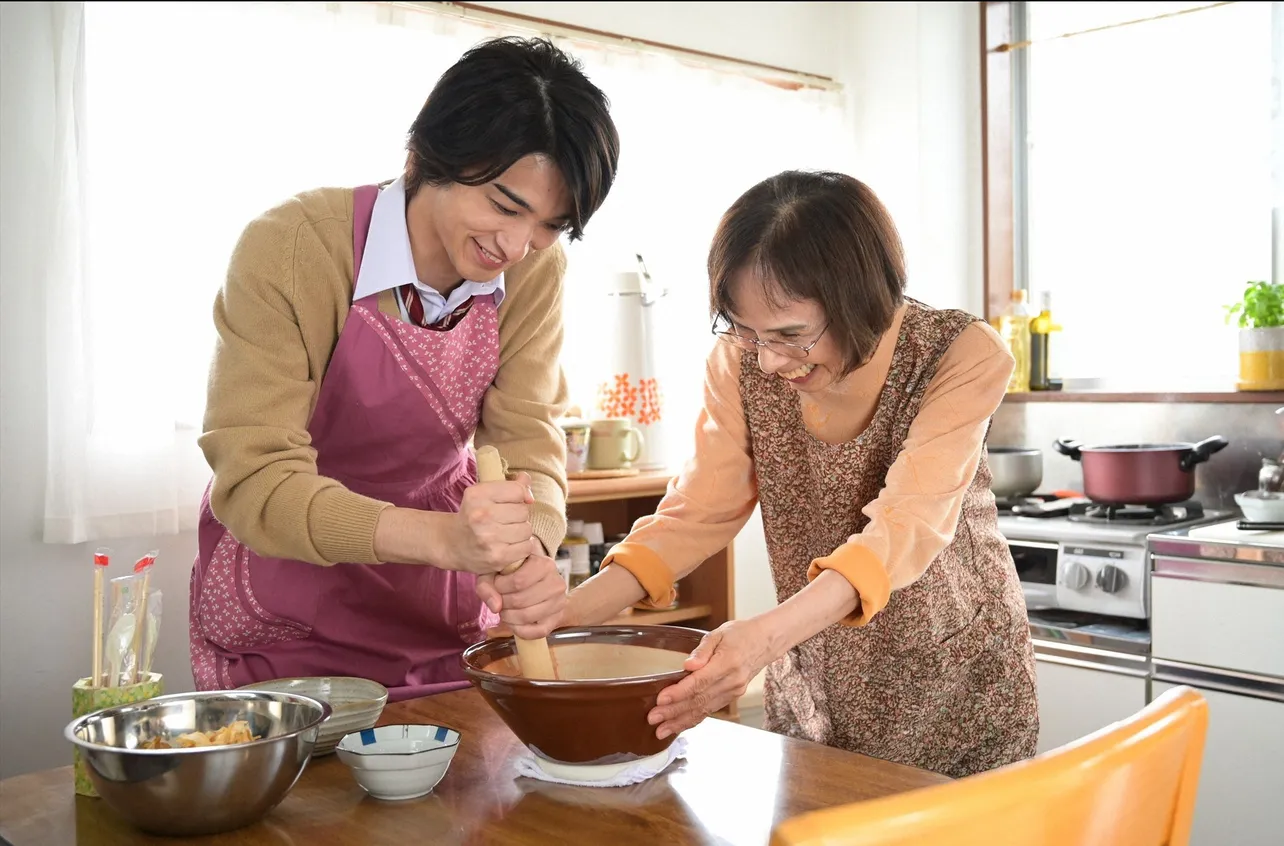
65, 690, 331, 836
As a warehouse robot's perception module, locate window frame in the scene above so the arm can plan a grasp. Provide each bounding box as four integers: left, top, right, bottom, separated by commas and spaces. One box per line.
977, 0, 1281, 403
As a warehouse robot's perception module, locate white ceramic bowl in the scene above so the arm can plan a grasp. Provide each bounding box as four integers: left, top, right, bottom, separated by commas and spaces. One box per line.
238, 677, 388, 756
336, 724, 460, 801
1235, 491, 1284, 523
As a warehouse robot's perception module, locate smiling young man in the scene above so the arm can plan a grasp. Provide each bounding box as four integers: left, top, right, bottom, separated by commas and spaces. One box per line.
190, 37, 619, 702
567, 170, 1039, 779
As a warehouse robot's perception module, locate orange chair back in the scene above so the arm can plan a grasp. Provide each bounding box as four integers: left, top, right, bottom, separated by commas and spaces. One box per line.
771, 685, 1208, 846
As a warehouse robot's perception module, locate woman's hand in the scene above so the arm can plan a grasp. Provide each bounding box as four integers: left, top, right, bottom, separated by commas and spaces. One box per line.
435, 472, 536, 574
475, 550, 568, 640
648, 618, 777, 739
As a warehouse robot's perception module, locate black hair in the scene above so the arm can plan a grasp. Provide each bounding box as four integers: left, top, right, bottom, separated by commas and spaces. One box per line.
405, 36, 620, 241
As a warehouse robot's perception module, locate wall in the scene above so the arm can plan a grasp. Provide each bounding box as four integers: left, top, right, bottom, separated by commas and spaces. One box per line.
471, 1, 846, 79
0, 1, 859, 780
839, 2, 985, 314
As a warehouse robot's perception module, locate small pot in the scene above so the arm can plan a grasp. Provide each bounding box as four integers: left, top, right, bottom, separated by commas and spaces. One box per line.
987, 447, 1044, 499
1054, 436, 1229, 506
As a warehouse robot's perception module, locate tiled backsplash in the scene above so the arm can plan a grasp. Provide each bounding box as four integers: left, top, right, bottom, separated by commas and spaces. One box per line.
988, 401, 1282, 511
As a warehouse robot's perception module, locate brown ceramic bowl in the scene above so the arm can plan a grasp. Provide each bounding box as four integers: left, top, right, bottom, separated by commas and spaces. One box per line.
460, 625, 705, 766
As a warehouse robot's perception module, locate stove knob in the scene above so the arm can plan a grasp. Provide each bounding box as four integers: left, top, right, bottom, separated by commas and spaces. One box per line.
1096, 565, 1128, 594
1064, 562, 1091, 590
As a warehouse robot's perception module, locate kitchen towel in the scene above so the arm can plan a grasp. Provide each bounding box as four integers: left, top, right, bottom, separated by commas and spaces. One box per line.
513, 737, 688, 787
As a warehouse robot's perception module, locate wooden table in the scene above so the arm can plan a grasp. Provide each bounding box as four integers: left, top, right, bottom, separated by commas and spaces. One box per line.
0, 689, 949, 845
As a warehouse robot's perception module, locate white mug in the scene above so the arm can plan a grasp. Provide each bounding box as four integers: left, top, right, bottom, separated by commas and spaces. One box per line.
588, 418, 644, 470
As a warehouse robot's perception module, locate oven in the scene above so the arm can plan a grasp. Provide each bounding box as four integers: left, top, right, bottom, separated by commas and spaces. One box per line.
1008, 539, 1058, 611
996, 502, 1231, 755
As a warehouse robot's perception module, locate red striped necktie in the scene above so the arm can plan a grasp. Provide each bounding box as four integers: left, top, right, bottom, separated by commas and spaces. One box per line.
397, 283, 476, 331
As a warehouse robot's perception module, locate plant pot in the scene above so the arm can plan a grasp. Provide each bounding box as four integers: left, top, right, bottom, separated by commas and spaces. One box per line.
1237, 326, 1284, 391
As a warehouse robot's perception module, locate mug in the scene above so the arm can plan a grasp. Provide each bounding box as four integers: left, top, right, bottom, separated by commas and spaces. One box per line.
559, 418, 591, 474
588, 418, 644, 470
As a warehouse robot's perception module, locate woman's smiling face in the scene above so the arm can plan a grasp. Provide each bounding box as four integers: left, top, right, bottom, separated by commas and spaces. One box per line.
724, 267, 844, 393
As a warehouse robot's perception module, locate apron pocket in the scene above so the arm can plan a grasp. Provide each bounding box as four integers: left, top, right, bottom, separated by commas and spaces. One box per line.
869, 602, 998, 685
197, 533, 314, 652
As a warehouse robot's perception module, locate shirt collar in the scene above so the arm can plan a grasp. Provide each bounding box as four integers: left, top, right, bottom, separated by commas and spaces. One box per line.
352, 176, 505, 306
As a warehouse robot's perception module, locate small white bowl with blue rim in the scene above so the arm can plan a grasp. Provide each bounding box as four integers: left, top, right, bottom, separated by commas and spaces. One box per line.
336, 724, 461, 801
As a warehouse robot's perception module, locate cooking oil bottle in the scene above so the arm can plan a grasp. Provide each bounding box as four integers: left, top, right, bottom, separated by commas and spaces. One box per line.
999, 289, 1033, 393
1028, 291, 1062, 391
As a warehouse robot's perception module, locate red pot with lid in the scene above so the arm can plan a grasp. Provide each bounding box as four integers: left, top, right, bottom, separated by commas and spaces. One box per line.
1053, 436, 1229, 506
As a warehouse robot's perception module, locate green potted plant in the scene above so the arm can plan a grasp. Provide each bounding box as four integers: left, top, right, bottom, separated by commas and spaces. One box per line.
1226, 280, 1284, 391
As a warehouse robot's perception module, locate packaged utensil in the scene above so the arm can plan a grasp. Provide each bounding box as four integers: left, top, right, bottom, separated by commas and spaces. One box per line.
103, 550, 160, 688
140, 589, 162, 677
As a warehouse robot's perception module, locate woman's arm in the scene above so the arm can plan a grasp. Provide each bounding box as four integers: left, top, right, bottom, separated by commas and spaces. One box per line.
647, 322, 1015, 738
808, 320, 1015, 625
568, 342, 759, 623
473, 244, 572, 558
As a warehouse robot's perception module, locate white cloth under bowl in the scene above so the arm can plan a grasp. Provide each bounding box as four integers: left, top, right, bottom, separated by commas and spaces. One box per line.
514, 737, 688, 787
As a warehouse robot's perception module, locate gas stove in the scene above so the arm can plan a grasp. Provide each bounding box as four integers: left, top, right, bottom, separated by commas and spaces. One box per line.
996, 498, 1229, 546
997, 498, 1233, 621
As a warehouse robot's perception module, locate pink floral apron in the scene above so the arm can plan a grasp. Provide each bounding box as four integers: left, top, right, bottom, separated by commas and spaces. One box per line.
189, 185, 500, 702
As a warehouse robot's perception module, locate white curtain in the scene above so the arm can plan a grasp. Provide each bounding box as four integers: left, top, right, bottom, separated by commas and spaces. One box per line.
39, 1, 851, 544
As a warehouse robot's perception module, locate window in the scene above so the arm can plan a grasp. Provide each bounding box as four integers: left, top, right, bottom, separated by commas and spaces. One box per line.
42, 1, 850, 541
983, 1, 1278, 391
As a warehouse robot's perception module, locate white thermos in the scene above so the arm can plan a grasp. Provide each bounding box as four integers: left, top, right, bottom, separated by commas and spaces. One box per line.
590, 254, 670, 471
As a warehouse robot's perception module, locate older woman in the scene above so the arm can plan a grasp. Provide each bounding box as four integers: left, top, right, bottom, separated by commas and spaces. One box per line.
568, 170, 1038, 777
191, 37, 618, 701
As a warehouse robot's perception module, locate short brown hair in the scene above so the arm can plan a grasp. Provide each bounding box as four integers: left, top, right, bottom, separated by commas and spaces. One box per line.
708, 170, 907, 375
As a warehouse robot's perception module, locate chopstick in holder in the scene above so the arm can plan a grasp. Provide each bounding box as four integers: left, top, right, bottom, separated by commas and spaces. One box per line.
92, 547, 110, 688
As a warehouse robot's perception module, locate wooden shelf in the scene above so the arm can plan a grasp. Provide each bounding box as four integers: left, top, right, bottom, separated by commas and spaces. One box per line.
605, 602, 714, 627
568, 470, 675, 503
1002, 390, 1283, 404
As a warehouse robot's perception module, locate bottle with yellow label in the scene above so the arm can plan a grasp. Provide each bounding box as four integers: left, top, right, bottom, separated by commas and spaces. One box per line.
998, 289, 1033, 393
1028, 291, 1062, 391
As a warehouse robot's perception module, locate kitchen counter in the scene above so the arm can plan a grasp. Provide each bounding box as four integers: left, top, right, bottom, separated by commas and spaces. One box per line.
0, 688, 949, 846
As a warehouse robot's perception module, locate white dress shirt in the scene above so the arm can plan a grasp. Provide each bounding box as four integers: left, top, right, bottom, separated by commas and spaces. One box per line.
353, 177, 505, 324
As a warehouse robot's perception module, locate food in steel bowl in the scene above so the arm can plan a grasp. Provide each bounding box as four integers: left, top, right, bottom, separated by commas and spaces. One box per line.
65, 690, 330, 836
138, 719, 258, 749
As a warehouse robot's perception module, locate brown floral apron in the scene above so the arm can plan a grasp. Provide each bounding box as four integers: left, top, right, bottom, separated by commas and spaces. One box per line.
743, 299, 1039, 778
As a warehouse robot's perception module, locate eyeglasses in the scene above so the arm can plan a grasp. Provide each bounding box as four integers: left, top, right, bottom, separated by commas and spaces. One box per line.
711, 318, 829, 359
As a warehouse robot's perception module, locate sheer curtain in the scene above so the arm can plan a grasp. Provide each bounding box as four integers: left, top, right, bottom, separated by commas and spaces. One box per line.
43, 1, 851, 543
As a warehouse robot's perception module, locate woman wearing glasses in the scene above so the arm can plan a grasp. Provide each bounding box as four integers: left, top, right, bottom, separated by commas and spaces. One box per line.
567, 170, 1038, 778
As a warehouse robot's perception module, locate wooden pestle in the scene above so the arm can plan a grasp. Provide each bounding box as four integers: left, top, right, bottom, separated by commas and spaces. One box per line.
474, 446, 559, 680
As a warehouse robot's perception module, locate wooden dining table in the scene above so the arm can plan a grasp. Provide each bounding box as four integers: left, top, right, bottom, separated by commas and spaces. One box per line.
0, 688, 949, 845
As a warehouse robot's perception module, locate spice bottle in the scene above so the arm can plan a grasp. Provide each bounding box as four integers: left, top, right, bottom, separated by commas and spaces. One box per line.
583, 522, 606, 576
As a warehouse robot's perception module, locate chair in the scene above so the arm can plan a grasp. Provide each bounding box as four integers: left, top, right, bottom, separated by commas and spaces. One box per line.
770, 685, 1208, 846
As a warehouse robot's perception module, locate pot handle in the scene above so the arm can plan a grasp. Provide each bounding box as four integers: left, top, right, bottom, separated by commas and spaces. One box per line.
1180, 436, 1229, 471
1053, 439, 1083, 461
